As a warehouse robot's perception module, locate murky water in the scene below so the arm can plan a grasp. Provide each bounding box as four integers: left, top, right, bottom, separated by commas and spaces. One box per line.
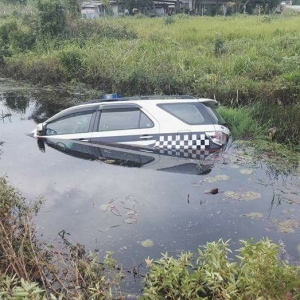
1, 79, 300, 295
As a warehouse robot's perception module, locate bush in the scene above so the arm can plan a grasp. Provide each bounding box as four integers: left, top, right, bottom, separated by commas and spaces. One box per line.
141, 239, 300, 300
35, 0, 66, 38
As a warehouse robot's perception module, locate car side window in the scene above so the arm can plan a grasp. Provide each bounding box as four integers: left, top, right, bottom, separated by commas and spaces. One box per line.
98, 109, 154, 131
159, 103, 205, 125
45, 111, 94, 135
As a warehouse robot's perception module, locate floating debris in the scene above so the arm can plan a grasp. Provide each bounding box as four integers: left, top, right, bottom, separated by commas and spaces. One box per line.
240, 169, 254, 175
204, 188, 219, 195
215, 175, 229, 180
204, 174, 229, 183
145, 257, 153, 267
242, 212, 264, 219
125, 209, 137, 216
123, 217, 137, 224
99, 204, 110, 211
224, 190, 261, 201
240, 191, 261, 201
140, 239, 154, 247
274, 219, 300, 233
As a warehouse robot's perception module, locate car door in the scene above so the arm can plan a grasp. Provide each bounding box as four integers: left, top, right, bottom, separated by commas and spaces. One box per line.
90, 104, 160, 147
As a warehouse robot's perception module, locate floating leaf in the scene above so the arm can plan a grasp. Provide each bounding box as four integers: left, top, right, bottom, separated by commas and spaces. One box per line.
100, 204, 110, 211
240, 191, 261, 201
123, 217, 137, 224
214, 175, 229, 181
224, 191, 261, 201
276, 220, 299, 233
224, 191, 240, 199
140, 239, 154, 247
204, 175, 229, 183
204, 177, 218, 183
242, 212, 263, 219
240, 169, 254, 175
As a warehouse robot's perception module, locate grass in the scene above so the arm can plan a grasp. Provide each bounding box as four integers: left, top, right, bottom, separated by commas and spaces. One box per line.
2, 12, 300, 102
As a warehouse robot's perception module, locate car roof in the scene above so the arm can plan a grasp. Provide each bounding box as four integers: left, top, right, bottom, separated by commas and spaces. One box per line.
83, 94, 218, 107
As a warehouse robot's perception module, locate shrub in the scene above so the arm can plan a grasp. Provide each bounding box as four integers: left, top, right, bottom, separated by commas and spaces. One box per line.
141, 239, 300, 299
35, 0, 66, 38
56, 46, 85, 79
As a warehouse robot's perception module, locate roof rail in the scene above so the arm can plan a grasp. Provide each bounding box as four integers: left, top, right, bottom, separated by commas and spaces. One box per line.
85, 95, 196, 104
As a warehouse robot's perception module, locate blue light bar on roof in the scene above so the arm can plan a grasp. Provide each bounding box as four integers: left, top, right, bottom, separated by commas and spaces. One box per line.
102, 93, 122, 100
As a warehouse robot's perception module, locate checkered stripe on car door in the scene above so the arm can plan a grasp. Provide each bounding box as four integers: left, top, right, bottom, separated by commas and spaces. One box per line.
154, 133, 210, 159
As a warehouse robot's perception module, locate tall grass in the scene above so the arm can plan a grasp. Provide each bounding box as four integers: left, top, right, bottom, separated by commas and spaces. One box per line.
2, 14, 300, 102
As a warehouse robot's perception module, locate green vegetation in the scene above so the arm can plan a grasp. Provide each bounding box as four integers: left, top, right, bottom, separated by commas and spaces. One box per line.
1, 176, 300, 299
1, 2, 300, 298
141, 239, 300, 300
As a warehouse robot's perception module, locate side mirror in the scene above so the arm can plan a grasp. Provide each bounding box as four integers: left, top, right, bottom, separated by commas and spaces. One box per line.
36, 123, 44, 135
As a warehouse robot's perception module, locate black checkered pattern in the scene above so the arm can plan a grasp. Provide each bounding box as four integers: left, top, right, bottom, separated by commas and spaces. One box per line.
155, 133, 210, 159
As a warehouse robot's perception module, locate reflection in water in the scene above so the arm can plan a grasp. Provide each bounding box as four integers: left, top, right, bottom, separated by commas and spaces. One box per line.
3, 92, 30, 114
36, 137, 224, 175
0, 88, 94, 124
0, 111, 12, 123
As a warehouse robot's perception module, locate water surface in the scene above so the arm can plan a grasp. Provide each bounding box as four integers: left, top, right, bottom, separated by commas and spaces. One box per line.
1, 80, 300, 295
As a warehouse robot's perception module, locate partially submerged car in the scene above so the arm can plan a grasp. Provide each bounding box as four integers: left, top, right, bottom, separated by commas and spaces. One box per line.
31, 94, 230, 156
36, 138, 223, 175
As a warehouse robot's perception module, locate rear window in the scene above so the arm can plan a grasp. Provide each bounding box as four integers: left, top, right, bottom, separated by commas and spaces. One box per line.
202, 103, 227, 125
158, 103, 209, 125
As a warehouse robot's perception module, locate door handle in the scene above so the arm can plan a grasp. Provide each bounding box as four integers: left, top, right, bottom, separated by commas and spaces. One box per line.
139, 135, 153, 139
78, 138, 89, 142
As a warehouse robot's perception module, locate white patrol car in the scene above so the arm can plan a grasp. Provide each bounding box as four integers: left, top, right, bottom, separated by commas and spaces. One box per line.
32, 94, 230, 159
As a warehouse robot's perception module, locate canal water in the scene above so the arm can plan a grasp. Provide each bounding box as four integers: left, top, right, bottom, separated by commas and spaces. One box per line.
1, 79, 300, 295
